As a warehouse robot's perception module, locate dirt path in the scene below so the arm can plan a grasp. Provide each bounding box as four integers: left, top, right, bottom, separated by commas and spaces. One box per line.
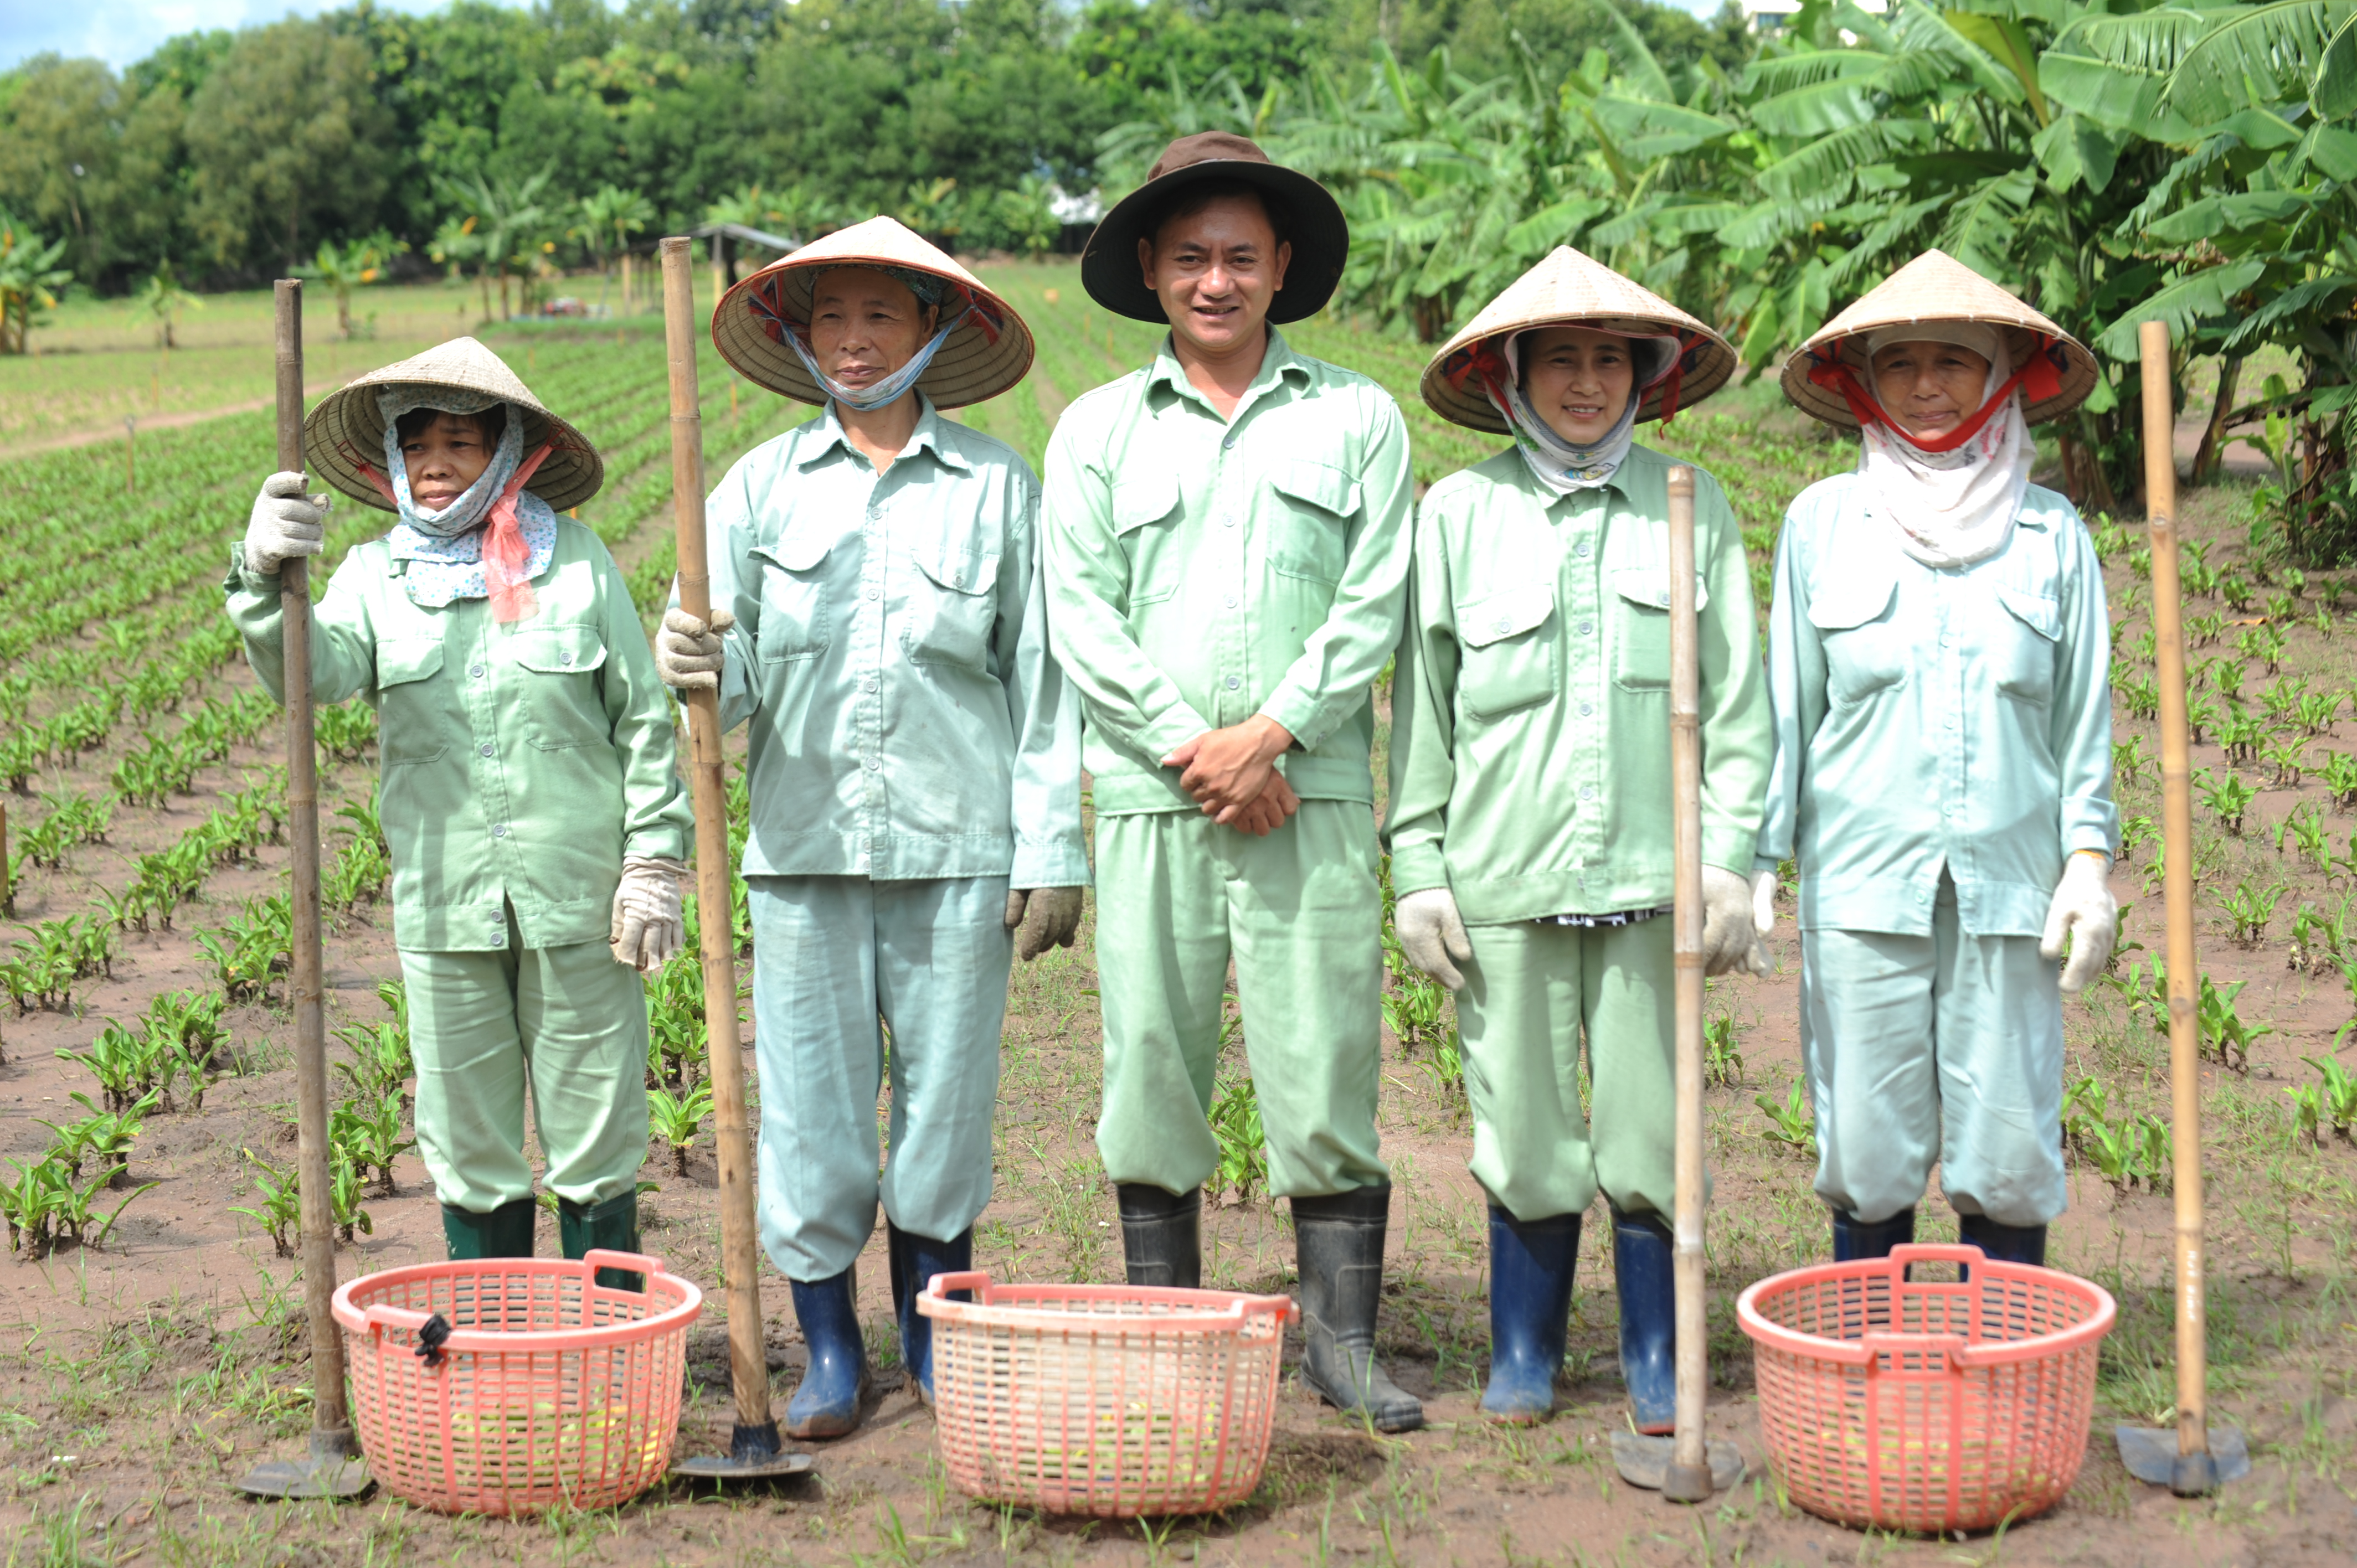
0, 373, 364, 461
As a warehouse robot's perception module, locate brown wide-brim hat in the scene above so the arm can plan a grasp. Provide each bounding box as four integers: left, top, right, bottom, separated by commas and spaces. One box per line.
1082, 131, 1349, 325
1419, 246, 1736, 433
712, 216, 1033, 408
305, 336, 603, 513
1781, 249, 2098, 428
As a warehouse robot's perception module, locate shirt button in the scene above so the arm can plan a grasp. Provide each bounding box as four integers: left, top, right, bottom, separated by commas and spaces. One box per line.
1222, 433, 1238, 450
561, 653, 574, 667
1578, 621, 1593, 636
1224, 595, 1238, 608
478, 742, 495, 757
863, 677, 879, 694
1579, 785, 1595, 801
1222, 514, 1237, 528
493, 824, 508, 838
865, 756, 881, 771
1579, 703, 1594, 717
1494, 616, 1512, 634
1225, 675, 1241, 690
470, 664, 485, 679
866, 504, 882, 520
491, 931, 506, 947
1576, 541, 1591, 557
865, 586, 880, 601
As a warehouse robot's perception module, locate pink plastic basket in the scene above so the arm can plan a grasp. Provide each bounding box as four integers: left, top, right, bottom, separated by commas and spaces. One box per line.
333, 1250, 702, 1516
1737, 1244, 2116, 1532
917, 1271, 1294, 1517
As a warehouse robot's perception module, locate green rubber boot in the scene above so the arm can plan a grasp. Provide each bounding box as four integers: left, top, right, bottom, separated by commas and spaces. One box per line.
441, 1196, 537, 1260
559, 1191, 644, 1292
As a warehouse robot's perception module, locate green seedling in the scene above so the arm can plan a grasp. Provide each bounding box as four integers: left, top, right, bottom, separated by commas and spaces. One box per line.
2286, 1083, 2327, 1148
2299, 1052, 2357, 1140
1755, 1080, 1816, 1159
2324, 751, 2357, 811
2112, 736, 2152, 786
330, 1149, 373, 1244
331, 1091, 415, 1195
1705, 1007, 1746, 1087
1207, 1069, 1269, 1207
2219, 706, 2265, 765
647, 1084, 713, 1177
37, 1089, 158, 1186
2302, 692, 2344, 736
2225, 877, 2286, 947
231, 1151, 301, 1259
2196, 768, 2257, 835
2118, 814, 2160, 867
2116, 671, 2160, 720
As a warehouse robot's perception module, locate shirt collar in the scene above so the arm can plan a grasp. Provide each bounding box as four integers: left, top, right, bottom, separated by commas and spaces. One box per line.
795, 392, 969, 472
1145, 326, 1309, 413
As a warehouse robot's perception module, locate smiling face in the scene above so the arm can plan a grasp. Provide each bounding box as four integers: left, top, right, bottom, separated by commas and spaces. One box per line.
1519, 327, 1638, 446
401, 412, 496, 509
1870, 339, 1993, 440
807, 267, 938, 401
1138, 193, 1292, 359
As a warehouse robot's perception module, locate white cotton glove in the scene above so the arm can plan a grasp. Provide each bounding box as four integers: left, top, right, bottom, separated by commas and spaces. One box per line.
1003, 887, 1085, 962
1702, 866, 1769, 978
656, 607, 734, 691
1751, 868, 1779, 940
245, 472, 329, 577
2040, 852, 2118, 994
1394, 888, 1473, 991
610, 855, 688, 973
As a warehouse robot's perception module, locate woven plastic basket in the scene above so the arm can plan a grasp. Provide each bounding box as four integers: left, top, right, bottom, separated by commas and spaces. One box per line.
333, 1250, 701, 1516
917, 1271, 1294, 1517
1737, 1244, 2116, 1532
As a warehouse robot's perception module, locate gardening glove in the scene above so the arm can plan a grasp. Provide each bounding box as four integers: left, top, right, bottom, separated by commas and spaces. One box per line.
655, 606, 733, 691
1751, 867, 1779, 940
610, 855, 688, 974
1702, 865, 1769, 978
1394, 887, 1472, 991
2040, 850, 2118, 995
244, 472, 329, 578
1003, 886, 1084, 962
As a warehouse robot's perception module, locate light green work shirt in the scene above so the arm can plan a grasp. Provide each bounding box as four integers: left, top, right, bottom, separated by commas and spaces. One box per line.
1386, 446, 1771, 923
223, 520, 691, 952
1757, 472, 2117, 937
700, 398, 1088, 888
1041, 328, 1414, 814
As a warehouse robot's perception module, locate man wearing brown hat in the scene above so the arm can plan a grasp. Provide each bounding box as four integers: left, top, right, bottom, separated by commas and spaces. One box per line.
1042, 133, 1421, 1431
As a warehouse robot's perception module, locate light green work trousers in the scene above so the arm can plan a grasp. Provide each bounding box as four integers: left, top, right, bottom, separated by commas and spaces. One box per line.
1457, 916, 1676, 1223
403, 907, 652, 1215
1800, 878, 2068, 1229
747, 874, 1012, 1281
1094, 801, 1388, 1199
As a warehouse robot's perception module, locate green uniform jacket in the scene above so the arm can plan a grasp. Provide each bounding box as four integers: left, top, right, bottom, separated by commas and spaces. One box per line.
1386, 446, 1771, 923
1756, 473, 2116, 936
1042, 329, 1414, 814
223, 522, 691, 952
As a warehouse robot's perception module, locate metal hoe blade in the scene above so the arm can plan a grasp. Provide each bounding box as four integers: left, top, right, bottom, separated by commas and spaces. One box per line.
1611, 1430, 1746, 1495
236, 1431, 372, 1500
673, 1420, 815, 1483
2116, 1425, 2250, 1495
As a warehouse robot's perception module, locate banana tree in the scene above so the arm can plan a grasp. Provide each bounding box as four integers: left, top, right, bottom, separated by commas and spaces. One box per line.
575, 185, 655, 317
300, 234, 406, 339
132, 265, 201, 351
0, 213, 73, 356
436, 165, 558, 323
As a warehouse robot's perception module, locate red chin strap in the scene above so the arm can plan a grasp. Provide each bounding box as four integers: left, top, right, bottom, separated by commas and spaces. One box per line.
1806, 334, 2065, 453
1439, 329, 1704, 427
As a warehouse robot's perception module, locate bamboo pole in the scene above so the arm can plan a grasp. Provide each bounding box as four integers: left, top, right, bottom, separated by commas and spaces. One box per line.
1662, 465, 1715, 1504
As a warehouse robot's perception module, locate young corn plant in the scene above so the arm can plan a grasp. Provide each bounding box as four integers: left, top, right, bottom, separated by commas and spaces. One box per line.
2287, 1082, 2327, 1148
2322, 750, 2357, 811
2114, 672, 2160, 721
231, 1151, 301, 1258
37, 1089, 158, 1187
2299, 1053, 2357, 1141
2224, 879, 2285, 948
2112, 736, 2152, 787
2218, 708, 2266, 766
1754, 1080, 1816, 1160
2301, 692, 2344, 737
1704, 1005, 1746, 1088
2280, 805, 2334, 878
2197, 768, 2257, 835
2263, 735, 2308, 788
331, 1092, 415, 1196
1207, 1069, 1269, 1208
647, 1084, 713, 1178
2259, 675, 2308, 728
329, 1149, 372, 1245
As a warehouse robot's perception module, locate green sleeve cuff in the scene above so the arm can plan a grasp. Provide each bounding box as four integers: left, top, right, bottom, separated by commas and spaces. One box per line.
1388, 842, 1449, 898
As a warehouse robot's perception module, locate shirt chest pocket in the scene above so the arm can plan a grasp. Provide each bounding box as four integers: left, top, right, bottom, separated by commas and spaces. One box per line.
373, 638, 453, 766
903, 545, 999, 671
511, 623, 611, 750
1989, 585, 2061, 705
1456, 586, 1557, 720
751, 532, 832, 662
1268, 462, 1359, 586
1609, 569, 1709, 693
1114, 474, 1185, 608
1809, 568, 1906, 706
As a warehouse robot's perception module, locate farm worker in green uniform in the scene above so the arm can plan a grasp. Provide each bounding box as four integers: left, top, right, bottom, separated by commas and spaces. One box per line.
228, 337, 690, 1281
1043, 133, 1423, 1432
655, 218, 1087, 1437
1387, 248, 1769, 1427
1758, 250, 2118, 1267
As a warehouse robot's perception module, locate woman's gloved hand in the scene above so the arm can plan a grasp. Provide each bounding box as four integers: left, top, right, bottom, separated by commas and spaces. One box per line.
610, 855, 688, 973
1702, 866, 1769, 977
245, 472, 330, 577
1394, 887, 1472, 991
2040, 850, 2117, 994
1003, 887, 1084, 961
655, 607, 734, 690
1750, 868, 1779, 940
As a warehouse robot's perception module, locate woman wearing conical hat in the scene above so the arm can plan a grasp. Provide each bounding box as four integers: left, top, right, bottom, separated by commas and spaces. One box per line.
1754, 249, 2118, 1268
653, 217, 1087, 1436
1387, 247, 1772, 1426
228, 337, 692, 1282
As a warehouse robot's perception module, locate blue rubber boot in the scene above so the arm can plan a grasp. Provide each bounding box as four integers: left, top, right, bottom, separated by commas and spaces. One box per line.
1480, 1207, 1580, 1425
1611, 1206, 1677, 1436
784, 1268, 869, 1440
1958, 1213, 2046, 1276
888, 1223, 972, 1405
1831, 1206, 1917, 1262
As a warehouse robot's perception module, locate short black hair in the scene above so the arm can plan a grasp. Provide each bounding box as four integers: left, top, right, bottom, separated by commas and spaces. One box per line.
393, 404, 508, 446
1146, 179, 1290, 252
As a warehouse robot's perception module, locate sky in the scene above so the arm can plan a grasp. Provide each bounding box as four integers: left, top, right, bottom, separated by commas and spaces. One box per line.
1, 0, 1730, 75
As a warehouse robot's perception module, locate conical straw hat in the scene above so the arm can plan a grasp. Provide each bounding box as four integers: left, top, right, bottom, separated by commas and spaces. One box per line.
305, 336, 604, 513
1780, 249, 2097, 427
1420, 247, 1736, 434
712, 216, 1033, 409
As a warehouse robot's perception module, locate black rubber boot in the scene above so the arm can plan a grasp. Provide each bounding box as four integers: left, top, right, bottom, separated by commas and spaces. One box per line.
558, 1190, 643, 1292
785, 1267, 869, 1440
1118, 1184, 1202, 1290
1611, 1206, 1676, 1436
1831, 1206, 1917, 1262
1291, 1183, 1423, 1433
888, 1223, 972, 1404
1480, 1207, 1579, 1424
1958, 1212, 2047, 1273
441, 1196, 536, 1260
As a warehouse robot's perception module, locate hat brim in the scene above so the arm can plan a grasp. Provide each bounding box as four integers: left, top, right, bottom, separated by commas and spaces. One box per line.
1081, 161, 1349, 325
713, 257, 1033, 409
1419, 316, 1738, 435
1780, 321, 2098, 428
305, 374, 603, 515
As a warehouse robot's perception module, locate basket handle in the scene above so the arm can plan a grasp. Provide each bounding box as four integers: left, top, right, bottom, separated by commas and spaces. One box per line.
1857, 1328, 1971, 1371
924, 1270, 991, 1298
583, 1248, 663, 1282
362, 1302, 435, 1333
1886, 1242, 1989, 1267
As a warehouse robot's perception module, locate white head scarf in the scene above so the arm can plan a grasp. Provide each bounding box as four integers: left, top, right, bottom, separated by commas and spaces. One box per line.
1856, 322, 2031, 570
1492, 330, 1678, 494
